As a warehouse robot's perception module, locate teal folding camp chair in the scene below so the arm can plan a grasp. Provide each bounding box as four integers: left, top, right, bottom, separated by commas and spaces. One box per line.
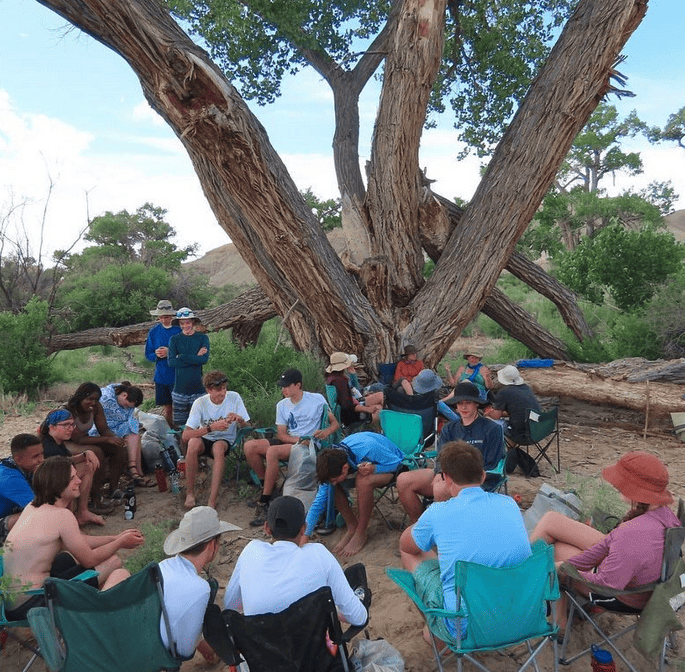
558, 499, 685, 671
371, 410, 431, 528
387, 540, 559, 672
27, 562, 182, 672
325, 384, 364, 439
1, 554, 98, 672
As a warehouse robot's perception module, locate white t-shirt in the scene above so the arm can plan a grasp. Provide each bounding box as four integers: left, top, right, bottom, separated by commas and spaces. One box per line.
223, 539, 367, 626
158, 554, 211, 659
186, 391, 250, 443
275, 392, 328, 438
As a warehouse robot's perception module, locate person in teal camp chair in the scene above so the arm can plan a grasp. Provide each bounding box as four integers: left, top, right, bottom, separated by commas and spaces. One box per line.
399, 441, 530, 645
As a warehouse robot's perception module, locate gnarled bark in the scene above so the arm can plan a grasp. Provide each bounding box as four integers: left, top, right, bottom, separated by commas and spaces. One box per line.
36, 0, 645, 371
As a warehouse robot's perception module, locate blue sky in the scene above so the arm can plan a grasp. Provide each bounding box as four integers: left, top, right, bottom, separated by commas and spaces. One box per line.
1, 0, 684, 258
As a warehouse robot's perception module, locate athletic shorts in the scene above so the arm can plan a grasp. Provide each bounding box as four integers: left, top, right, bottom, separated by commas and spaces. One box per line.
171, 392, 204, 427
414, 559, 462, 642
4, 552, 98, 621
155, 382, 174, 406
198, 437, 232, 458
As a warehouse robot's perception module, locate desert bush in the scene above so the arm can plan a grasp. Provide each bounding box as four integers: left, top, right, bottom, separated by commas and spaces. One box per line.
564, 472, 627, 532
51, 346, 149, 387
124, 520, 176, 574
0, 298, 55, 396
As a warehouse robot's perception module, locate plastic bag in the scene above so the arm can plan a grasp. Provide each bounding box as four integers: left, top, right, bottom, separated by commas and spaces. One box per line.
351, 638, 404, 672
523, 483, 582, 533
282, 440, 318, 510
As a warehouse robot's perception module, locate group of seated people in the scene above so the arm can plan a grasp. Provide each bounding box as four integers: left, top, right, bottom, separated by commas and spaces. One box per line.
1, 341, 680, 665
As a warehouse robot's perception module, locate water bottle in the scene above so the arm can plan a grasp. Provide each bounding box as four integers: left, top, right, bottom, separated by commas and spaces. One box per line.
169, 469, 180, 494
177, 457, 186, 479
591, 645, 616, 672
155, 463, 168, 492
123, 486, 136, 520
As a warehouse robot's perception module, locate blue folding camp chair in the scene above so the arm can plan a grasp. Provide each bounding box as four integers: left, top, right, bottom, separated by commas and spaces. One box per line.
387, 540, 559, 672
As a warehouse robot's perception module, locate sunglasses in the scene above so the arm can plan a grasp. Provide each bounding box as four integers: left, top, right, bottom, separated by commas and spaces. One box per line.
56, 421, 76, 428
208, 378, 228, 388
177, 309, 194, 318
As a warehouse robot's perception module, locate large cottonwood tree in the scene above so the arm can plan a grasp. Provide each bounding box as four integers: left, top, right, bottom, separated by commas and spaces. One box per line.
36, 0, 647, 370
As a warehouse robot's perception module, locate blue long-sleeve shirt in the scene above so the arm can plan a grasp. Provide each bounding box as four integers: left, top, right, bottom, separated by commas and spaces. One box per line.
167, 331, 210, 395
305, 432, 403, 535
145, 323, 182, 386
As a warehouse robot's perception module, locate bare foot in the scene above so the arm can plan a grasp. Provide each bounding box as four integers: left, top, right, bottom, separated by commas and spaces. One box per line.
184, 494, 196, 509
77, 511, 105, 527
422, 624, 445, 649
333, 526, 356, 555
340, 531, 367, 557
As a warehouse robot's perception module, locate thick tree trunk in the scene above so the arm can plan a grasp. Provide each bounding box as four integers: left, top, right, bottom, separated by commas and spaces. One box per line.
36, 0, 645, 372
516, 363, 685, 420
407, 0, 646, 366
423, 189, 594, 342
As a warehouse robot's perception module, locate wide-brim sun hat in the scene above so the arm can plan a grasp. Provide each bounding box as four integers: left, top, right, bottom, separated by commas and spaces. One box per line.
164, 506, 241, 555
497, 365, 524, 386
326, 352, 355, 373
412, 369, 443, 394
443, 381, 483, 407
403, 344, 418, 356
150, 300, 176, 317
173, 306, 201, 324
463, 351, 483, 360
602, 451, 673, 506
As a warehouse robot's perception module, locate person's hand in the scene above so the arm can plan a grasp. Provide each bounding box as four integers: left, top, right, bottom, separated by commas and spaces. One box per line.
210, 418, 230, 431
155, 346, 168, 358
105, 436, 126, 448
312, 429, 327, 440
443, 362, 452, 374
357, 462, 375, 476
119, 529, 145, 549
197, 346, 208, 356
85, 450, 100, 470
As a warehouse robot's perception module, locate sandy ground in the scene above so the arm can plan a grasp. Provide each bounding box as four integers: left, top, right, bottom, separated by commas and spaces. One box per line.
3, 395, 685, 672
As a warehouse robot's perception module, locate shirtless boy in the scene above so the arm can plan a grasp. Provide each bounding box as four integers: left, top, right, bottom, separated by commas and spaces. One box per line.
2, 456, 144, 620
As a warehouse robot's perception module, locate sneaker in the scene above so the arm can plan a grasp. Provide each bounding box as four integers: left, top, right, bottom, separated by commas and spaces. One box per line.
250, 502, 269, 527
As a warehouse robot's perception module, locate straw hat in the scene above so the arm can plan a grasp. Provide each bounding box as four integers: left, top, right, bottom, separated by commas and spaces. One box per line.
164, 506, 240, 555
463, 351, 483, 360
602, 451, 673, 506
326, 352, 355, 373
497, 365, 524, 386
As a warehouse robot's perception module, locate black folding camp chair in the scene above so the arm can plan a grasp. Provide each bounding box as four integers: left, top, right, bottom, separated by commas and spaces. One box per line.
203, 563, 371, 672
505, 407, 560, 474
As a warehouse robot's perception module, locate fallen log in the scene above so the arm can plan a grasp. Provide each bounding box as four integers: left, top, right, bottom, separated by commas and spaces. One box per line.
512, 361, 685, 419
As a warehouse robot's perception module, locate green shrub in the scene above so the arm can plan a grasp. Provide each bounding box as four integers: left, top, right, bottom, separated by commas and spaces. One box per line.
0, 298, 55, 397
51, 346, 149, 387
124, 520, 175, 574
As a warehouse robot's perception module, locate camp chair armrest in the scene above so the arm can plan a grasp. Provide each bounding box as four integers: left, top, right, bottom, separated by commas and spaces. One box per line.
558, 562, 657, 596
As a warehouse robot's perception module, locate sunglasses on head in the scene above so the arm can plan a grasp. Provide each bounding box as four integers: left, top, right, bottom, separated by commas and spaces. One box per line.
177, 309, 194, 318
208, 378, 228, 387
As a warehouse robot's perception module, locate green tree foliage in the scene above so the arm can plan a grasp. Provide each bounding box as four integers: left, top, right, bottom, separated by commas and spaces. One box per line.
0, 298, 55, 395
166, 0, 575, 153
301, 188, 341, 232
555, 103, 645, 193
56, 203, 210, 329
646, 106, 685, 150
555, 224, 684, 312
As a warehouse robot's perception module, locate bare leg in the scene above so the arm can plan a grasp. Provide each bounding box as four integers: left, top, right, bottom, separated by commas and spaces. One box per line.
400, 527, 436, 571
102, 568, 130, 590
263, 444, 292, 496
125, 433, 144, 477
163, 404, 174, 429
333, 484, 358, 554
74, 460, 105, 526
530, 511, 605, 629
243, 438, 270, 481
95, 554, 123, 586
208, 441, 228, 509
397, 468, 434, 524
401, 379, 413, 395
341, 472, 394, 557
184, 437, 202, 508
